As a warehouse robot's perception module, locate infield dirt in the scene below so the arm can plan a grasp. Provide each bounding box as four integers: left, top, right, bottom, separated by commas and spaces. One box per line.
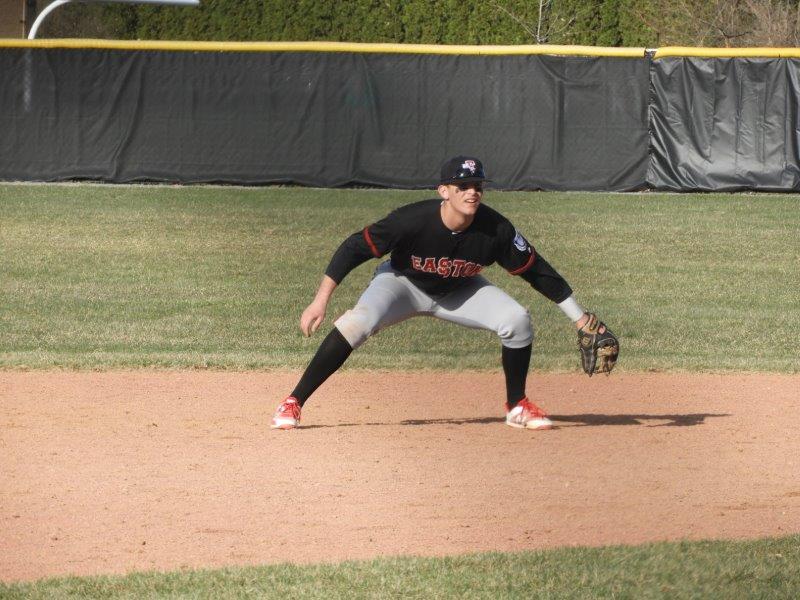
2, 371, 799, 582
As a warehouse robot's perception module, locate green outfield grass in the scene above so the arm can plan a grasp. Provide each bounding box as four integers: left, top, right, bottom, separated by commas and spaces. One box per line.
2, 535, 799, 599
1, 183, 796, 372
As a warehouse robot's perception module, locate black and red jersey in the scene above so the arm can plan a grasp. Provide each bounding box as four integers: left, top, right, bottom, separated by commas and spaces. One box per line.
325, 199, 572, 301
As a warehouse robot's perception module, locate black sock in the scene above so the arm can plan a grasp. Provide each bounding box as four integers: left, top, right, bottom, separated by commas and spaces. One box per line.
502, 343, 531, 407
291, 327, 354, 406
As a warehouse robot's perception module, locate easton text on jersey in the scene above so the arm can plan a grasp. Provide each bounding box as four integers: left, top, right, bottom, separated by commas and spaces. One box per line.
411, 256, 484, 278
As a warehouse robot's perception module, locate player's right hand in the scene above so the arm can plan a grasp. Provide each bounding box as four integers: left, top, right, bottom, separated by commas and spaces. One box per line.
300, 300, 327, 337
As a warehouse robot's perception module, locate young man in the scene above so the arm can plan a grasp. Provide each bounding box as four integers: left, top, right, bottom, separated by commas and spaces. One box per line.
272, 155, 617, 430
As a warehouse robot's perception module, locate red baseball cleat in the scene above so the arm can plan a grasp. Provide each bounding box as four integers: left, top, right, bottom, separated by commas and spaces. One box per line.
271, 396, 301, 430
505, 397, 553, 430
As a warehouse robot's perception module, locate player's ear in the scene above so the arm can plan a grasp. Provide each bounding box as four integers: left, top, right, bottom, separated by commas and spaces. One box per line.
437, 184, 450, 200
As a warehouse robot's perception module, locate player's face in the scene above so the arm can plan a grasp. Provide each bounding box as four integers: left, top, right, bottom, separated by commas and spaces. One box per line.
440, 182, 483, 216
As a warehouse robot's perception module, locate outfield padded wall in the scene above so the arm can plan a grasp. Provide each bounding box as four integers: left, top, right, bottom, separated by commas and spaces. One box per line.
2, 42, 800, 191
0, 44, 649, 190
648, 57, 800, 191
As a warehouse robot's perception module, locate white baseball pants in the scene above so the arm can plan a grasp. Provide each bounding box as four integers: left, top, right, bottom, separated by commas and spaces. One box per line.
334, 261, 533, 350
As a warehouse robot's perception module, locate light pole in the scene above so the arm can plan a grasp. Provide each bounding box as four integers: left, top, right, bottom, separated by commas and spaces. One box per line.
27, 0, 200, 39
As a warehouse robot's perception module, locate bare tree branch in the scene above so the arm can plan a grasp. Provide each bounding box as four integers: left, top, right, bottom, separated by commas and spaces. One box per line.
490, 1, 539, 42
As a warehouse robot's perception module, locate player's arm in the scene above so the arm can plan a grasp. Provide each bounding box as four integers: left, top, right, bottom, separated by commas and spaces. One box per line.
499, 224, 618, 374
514, 252, 599, 329
516, 252, 585, 325
300, 275, 338, 337
324, 229, 383, 284
495, 224, 588, 328
517, 251, 619, 374
298, 232, 371, 337
301, 214, 401, 336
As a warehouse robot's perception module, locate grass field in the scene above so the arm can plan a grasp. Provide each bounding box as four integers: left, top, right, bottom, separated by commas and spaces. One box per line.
1, 183, 797, 372
1, 183, 798, 596
2, 535, 799, 599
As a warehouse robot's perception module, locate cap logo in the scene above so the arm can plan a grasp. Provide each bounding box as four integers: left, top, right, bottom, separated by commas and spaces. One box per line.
441, 156, 486, 184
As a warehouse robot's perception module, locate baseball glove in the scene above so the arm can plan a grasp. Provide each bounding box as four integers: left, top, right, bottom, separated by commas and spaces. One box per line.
577, 313, 618, 376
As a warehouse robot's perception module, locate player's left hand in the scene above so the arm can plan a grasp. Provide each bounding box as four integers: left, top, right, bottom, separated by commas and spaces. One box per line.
577, 313, 618, 376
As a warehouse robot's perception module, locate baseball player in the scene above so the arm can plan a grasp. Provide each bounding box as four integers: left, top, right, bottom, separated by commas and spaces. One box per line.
272, 155, 617, 430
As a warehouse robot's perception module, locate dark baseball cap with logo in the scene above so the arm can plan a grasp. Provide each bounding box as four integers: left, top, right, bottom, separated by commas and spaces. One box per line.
439, 155, 490, 185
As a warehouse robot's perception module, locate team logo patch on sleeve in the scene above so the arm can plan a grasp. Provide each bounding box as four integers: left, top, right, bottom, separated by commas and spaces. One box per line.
513, 231, 530, 252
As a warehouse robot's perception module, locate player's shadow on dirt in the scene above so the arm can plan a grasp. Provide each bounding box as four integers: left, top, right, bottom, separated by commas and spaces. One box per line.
548, 413, 730, 427
398, 413, 729, 427
305, 413, 729, 428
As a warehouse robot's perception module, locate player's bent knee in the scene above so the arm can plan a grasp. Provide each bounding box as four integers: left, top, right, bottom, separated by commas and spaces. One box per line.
334, 305, 379, 349
497, 308, 533, 348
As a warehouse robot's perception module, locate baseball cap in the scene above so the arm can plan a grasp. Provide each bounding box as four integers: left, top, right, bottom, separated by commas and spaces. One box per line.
439, 155, 490, 185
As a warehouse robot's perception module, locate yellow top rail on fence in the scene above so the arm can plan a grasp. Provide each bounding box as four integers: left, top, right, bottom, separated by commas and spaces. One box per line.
0, 39, 646, 56
2, 39, 799, 58
654, 46, 800, 58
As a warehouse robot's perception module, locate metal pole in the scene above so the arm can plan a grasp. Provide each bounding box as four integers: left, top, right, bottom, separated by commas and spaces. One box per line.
27, 0, 200, 39
28, 0, 71, 39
